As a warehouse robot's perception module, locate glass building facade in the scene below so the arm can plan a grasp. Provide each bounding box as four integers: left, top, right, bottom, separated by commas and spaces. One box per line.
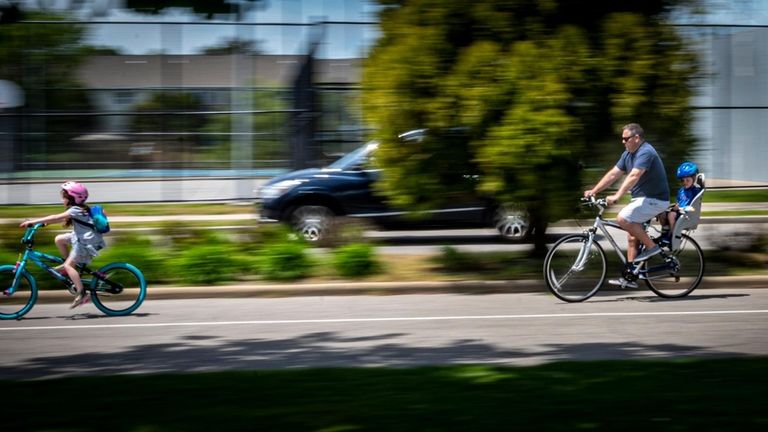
1, 0, 766, 195
1, 0, 380, 183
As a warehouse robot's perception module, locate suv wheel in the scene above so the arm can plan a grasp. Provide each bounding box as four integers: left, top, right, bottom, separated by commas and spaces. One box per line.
494, 204, 531, 242
290, 205, 334, 242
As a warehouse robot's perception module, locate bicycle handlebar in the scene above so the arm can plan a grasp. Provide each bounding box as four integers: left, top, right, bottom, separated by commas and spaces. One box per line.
580, 195, 608, 208
21, 223, 46, 245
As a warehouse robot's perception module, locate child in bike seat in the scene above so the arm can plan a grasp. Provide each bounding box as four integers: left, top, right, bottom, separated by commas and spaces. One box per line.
659, 162, 702, 246
19, 181, 106, 309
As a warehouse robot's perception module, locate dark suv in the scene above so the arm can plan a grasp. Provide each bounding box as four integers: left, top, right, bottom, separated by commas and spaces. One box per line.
257, 129, 533, 242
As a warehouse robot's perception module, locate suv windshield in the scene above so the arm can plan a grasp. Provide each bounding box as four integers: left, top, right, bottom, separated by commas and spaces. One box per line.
327, 141, 379, 170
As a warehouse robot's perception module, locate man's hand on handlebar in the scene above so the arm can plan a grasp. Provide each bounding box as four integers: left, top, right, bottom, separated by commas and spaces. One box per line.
605, 194, 621, 206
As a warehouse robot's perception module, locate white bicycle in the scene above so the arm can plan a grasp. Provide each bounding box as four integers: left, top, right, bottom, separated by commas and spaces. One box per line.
543, 196, 705, 302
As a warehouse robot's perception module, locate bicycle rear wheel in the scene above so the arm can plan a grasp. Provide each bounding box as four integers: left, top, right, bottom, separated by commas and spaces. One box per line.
544, 234, 607, 302
0, 266, 38, 320
89, 262, 147, 316
644, 234, 704, 298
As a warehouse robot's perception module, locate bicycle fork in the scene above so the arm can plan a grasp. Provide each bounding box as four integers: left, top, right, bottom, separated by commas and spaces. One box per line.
550, 233, 596, 289
571, 232, 596, 272
4, 252, 29, 297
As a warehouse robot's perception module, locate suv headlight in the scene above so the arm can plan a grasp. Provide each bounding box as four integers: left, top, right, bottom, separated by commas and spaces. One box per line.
259, 179, 306, 200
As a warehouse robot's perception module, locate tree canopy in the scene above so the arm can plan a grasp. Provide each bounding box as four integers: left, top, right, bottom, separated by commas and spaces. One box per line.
363, 0, 701, 251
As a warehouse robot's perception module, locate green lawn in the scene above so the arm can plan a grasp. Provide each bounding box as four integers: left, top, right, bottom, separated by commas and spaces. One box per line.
4, 358, 767, 431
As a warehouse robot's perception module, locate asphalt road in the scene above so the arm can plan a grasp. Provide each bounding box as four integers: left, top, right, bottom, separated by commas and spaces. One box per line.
2, 288, 767, 380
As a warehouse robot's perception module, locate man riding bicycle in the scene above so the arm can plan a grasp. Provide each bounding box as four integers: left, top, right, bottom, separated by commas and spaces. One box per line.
584, 123, 670, 288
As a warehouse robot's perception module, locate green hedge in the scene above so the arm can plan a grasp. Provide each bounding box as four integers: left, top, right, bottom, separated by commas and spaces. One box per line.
1, 222, 406, 285
332, 243, 381, 278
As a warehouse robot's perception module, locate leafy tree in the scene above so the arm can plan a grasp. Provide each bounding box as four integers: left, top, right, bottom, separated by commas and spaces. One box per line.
200, 38, 264, 55
125, 0, 265, 19
363, 0, 701, 254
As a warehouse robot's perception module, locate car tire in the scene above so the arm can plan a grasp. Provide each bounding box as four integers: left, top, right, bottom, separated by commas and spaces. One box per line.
493, 204, 532, 242
290, 205, 335, 242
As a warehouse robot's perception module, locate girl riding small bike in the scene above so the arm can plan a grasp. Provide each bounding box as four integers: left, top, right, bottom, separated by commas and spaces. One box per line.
20, 181, 106, 309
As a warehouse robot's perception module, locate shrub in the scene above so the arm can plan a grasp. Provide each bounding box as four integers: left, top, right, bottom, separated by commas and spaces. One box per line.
95, 234, 169, 284
172, 243, 252, 285
437, 246, 477, 273
332, 243, 380, 278
257, 241, 313, 281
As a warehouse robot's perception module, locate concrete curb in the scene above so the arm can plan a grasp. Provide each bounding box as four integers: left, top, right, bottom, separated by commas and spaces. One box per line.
32, 275, 766, 303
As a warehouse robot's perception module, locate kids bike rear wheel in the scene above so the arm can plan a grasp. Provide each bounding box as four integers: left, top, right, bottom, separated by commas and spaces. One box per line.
644, 234, 704, 298
0, 265, 38, 320
544, 234, 607, 302
89, 262, 146, 316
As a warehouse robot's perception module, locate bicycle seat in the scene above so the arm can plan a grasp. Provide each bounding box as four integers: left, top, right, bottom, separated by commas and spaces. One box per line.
671, 173, 705, 250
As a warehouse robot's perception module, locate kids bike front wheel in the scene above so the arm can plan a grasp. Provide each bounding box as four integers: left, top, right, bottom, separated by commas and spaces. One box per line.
89, 262, 147, 316
543, 234, 607, 302
0, 265, 38, 320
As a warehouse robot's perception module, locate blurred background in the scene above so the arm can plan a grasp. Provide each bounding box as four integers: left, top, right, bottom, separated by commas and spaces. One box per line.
0, 0, 766, 204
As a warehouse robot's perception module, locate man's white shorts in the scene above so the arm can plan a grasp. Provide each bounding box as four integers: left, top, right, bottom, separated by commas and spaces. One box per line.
618, 197, 670, 224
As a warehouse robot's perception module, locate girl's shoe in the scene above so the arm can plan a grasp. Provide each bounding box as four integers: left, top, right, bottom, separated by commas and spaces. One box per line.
70, 293, 90, 309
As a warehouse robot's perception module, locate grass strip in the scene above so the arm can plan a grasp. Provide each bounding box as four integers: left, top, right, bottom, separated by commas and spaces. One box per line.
0, 202, 255, 219
4, 358, 767, 431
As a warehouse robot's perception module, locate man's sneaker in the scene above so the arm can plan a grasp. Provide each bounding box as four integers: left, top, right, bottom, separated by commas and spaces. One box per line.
607, 278, 639, 289
634, 245, 662, 262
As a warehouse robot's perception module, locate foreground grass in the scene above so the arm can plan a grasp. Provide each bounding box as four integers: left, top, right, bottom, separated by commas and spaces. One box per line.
5, 358, 767, 431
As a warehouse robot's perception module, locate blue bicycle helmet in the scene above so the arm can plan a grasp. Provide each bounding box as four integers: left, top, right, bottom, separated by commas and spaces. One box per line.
676, 161, 699, 179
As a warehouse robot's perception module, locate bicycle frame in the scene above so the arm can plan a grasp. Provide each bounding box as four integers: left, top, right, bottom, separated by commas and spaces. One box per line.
544, 197, 705, 302
10, 249, 70, 295
8, 225, 116, 296
580, 199, 679, 281
3, 224, 147, 320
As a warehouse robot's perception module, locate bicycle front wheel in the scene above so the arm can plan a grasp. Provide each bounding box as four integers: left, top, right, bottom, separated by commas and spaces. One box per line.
644, 234, 704, 298
544, 234, 607, 302
0, 265, 38, 320
89, 262, 147, 316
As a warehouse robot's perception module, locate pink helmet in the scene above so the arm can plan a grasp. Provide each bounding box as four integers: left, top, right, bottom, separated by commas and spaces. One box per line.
61, 181, 89, 205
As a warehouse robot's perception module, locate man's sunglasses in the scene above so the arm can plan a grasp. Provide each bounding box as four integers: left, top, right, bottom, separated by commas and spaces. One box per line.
621, 135, 637, 142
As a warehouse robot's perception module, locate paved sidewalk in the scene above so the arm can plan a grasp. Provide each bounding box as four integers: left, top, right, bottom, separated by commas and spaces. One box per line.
1, 201, 766, 223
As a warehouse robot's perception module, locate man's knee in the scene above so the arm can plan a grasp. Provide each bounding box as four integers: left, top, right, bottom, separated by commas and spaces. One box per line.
617, 214, 631, 227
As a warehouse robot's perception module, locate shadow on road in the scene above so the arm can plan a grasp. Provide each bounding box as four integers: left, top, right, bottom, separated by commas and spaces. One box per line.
586, 293, 752, 303
1, 330, 748, 380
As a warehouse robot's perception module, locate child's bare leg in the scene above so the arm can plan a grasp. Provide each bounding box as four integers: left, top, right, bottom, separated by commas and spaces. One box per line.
667, 212, 677, 236
63, 257, 83, 294
64, 256, 90, 308
54, 234, 70, 272
55, 234, 70, 258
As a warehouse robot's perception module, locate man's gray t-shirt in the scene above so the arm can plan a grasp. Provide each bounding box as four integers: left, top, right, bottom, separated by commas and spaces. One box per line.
616, 141, 670, 200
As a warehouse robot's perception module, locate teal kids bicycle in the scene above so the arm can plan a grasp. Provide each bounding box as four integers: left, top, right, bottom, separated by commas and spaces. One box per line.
1, 223, 147, 320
